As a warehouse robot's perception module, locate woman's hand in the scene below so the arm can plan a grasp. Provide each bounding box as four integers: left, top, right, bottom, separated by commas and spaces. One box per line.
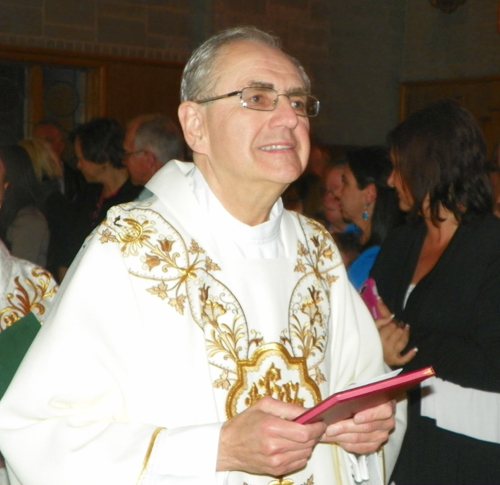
375, 298, 417, 367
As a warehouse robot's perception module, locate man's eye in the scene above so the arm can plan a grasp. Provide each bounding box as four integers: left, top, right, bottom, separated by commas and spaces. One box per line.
249, 94, 264, 104
290, 99, 305, 110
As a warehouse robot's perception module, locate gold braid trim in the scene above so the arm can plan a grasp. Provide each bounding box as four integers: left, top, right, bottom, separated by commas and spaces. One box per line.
136, 427, 166, 485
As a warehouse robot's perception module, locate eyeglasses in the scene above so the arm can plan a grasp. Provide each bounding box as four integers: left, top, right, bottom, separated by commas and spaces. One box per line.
123, 150, 145, 161
195, 87, 320, 118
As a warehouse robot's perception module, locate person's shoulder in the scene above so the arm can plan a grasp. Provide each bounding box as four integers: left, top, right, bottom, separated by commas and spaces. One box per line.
466, 213, 500, 233
14, 206, 47, 227
460, 214, 500, 253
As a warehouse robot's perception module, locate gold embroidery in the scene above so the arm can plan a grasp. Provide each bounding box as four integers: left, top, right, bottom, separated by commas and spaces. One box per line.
136, 427, 165, 485
245, 362, 303, 408
226, 343, 321, 419
0, 268, 57, 329
268, 478, 295, 485
100, 208, 338, 420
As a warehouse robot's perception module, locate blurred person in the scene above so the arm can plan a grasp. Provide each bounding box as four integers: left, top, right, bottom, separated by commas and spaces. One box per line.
0, 158, 58, 481
62, 118, 143, 272
20, 138, 72, 282
32, 121, 83, 201
333, 231, 362, 269
123, 113, 184, 186
282, 172, 326, 224
19, 137, 62, 184
0, 145, 49, 267
323, 160, 350, 234
0, 26, 400, 485
306, 142, 329, 179
336, 146, 403, 291
372, 99, 500, 484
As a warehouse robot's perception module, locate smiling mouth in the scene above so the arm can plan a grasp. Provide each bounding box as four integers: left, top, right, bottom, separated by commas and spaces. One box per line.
260, 144, 293, 151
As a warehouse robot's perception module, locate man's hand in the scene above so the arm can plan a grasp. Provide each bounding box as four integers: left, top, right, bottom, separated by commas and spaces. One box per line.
217, 396, 326, 477
323, 400, 396, 454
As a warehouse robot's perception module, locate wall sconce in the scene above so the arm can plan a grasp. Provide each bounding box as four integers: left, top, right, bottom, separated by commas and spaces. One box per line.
429, 0, 466, 13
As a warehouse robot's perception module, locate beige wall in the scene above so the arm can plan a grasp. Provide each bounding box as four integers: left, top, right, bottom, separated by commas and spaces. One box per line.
403, 0, 500, 82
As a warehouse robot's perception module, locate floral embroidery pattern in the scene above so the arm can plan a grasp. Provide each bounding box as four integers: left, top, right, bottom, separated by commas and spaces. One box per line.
99, 206, 342, 415
0, 267, 57, 329
283, 217, 341, 385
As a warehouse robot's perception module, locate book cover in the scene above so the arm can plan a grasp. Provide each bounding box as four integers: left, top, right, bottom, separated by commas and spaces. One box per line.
294, 366, 435, 425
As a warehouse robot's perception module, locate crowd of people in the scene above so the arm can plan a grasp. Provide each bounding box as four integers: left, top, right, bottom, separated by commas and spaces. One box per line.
0, 24, 498, 485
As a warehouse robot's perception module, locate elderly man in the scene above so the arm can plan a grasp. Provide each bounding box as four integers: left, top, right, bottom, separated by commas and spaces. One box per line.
0, 27, 400, 485
123, 114, 184, 186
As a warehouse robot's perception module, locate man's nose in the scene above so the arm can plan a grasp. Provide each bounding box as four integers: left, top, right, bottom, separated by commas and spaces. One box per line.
271, 95, 300, 127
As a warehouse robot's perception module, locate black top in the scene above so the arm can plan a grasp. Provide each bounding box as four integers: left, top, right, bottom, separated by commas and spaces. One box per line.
63, 178, 143, 267
371, 215, 500, 484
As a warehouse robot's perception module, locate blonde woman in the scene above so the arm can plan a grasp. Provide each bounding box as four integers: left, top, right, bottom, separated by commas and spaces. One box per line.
19, 138, 68, 281
19, 137, 62, 183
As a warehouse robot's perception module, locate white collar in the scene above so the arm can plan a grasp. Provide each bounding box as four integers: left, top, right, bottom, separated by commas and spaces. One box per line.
190, 166, 285, 258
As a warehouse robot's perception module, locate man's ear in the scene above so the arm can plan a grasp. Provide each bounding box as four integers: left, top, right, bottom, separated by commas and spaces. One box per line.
142, 149, 157, 169
178, 101, 207, 155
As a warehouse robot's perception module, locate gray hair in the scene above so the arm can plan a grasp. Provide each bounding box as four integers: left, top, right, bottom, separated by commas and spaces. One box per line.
180, 25, 311, 102
131, 114, 184, 165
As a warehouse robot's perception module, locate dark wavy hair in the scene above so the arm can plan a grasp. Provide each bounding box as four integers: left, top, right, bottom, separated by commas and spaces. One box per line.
346, 146, 403, 249
70, 118, 125, 169
387, 99, 492, 225
0, 145, 46, 245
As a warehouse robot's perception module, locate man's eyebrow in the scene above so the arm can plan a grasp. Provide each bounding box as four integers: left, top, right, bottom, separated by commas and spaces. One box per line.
287, 86, 309, 94
247, 81, 274, 89
246, 81, 309, 94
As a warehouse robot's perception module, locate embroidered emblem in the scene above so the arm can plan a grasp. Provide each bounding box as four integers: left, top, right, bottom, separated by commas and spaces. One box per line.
0, 267, 57, 329
226, 343, 320, 419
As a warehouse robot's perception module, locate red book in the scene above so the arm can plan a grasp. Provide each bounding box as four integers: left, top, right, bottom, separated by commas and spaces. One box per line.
294, 366, 435, 425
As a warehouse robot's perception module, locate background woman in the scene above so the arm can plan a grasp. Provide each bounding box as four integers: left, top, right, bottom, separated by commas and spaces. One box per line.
335, 145, 403, 290
20, 137, 71, 282
63, 118, 143, 272
372, 99, 500, 484
0, 145, 49, 267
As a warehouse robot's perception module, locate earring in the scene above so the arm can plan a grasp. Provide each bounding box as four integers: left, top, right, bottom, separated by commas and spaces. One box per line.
362, 204, 370, 221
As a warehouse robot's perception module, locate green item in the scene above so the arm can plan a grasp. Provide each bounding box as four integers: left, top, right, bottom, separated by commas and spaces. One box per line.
0, 312, 41, 399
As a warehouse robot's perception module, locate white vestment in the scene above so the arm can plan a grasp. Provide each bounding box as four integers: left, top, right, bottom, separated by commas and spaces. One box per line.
0, 161, 399, 485
0, 240, 57, 329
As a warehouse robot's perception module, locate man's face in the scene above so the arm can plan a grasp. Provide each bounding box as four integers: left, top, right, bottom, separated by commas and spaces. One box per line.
123, 122, 149, 185
323, 166, 344, 224
33, 125, 66, 160
196, 41, 311, 192
337, 165, 369, 222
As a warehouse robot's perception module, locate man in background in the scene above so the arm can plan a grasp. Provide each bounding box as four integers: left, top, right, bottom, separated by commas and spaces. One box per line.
123, 114, 184, 186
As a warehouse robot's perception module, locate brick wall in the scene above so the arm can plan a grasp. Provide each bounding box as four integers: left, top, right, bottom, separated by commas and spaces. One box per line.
0, 0, 496, 146
0, 0, 193, 62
